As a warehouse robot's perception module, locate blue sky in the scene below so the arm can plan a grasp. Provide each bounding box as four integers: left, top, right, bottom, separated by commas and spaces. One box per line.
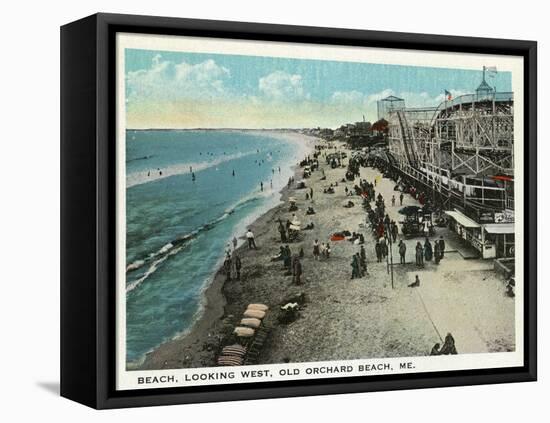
125, 48, 512, 129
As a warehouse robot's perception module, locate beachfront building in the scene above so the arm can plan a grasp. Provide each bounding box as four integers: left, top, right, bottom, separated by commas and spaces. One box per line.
382, 69, 515, 260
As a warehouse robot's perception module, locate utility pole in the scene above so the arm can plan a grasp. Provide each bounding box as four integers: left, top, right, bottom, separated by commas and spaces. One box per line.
385, 231, 395, 289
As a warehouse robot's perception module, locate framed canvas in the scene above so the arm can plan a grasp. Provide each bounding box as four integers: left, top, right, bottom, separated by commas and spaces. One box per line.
60, 13, 537, 409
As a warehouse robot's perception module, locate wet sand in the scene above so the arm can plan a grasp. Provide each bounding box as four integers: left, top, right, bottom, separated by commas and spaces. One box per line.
138, 137, 515, 371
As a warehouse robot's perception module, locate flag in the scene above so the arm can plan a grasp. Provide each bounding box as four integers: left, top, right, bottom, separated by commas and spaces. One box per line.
444, 90, 452, 100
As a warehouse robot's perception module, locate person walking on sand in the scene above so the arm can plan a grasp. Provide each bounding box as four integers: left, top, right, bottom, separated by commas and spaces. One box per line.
278, 219, 287, 242
399, 240, 407, 264
229, 253, 238, 280
293, 256, 303, 285
313, 239, 320, 260
424, 238, 433, 262
234, 254, 242, 280
391, 221, 398, 243
283, 245, 292, 272
260, 181, 264, 191
434, 240, 441, 265
377, 220, 385, 239
320, 242, 326, 258
391, 195, 396, 207
415, 242, 424, 267
246, 229, 257, 249
439, 236, 446, 259
232, 236, 238, 250
380, 237, 388, 258
356, 253, 364, 277
399, 192, 404, 206
375, 240, 382, 263
360, 246, 367, 274
223, 256, 232, 282
351, 254, 360, 279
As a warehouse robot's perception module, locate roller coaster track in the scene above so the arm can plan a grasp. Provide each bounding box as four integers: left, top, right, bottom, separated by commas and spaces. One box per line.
384, 155, 505, 214
396, 110, 420, 169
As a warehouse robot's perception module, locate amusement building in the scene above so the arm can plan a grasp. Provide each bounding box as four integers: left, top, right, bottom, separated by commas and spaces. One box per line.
375, 69, 515, 261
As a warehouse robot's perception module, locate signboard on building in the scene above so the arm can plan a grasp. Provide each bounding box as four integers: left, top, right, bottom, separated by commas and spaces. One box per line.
495, 211, 514, 223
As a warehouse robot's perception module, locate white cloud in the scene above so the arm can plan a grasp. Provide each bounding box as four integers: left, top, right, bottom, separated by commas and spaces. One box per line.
126, 55, 231, 101
365, 89, 396, 104
258, 71, 307, 101
330, 90, 367, 105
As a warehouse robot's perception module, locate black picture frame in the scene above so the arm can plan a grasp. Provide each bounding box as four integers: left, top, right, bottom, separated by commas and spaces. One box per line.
60, 12, 537, 409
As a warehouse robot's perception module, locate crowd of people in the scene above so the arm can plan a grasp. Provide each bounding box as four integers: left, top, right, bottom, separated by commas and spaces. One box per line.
221, 144, 458, 355
414, 236, 446, 267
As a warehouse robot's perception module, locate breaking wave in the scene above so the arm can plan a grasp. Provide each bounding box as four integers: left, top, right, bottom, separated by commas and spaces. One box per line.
125, 190, 268, 293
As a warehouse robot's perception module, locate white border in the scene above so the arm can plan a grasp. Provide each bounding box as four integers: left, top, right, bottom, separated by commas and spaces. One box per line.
116, 32, 524, 391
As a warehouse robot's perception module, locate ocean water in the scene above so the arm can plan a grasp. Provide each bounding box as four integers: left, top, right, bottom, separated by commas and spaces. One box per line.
125, 130, 310, 364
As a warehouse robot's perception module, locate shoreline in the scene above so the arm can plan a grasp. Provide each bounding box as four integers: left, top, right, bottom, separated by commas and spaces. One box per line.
136, 132, 317, 370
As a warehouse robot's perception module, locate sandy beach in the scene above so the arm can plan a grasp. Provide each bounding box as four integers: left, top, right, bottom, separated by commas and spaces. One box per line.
138, 133, 514, 371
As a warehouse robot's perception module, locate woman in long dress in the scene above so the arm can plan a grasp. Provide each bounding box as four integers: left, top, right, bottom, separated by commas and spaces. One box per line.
424, 238, 433, 261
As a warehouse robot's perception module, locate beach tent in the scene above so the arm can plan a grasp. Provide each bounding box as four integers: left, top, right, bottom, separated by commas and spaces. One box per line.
289, 224, 301, 231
